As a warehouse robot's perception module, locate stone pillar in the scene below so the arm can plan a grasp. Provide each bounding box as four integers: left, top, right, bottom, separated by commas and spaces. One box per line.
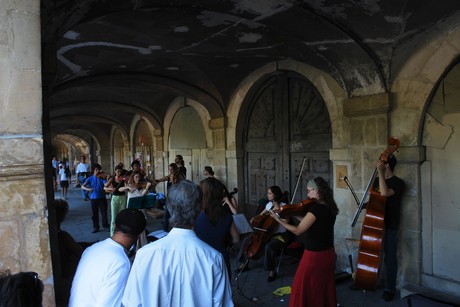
330, 93, 391, 273
0, 1, 55, 306
208, 117, 228, 183
152, 131, 167, 193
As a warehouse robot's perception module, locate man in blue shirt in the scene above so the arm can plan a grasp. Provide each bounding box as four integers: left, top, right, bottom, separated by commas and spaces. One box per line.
81, 163, 109, 233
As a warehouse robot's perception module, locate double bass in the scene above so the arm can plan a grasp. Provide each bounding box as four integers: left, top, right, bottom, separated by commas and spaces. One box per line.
352, 137, 400, 290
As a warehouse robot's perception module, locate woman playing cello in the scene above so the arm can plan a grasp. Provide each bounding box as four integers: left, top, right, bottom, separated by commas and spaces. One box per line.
236, 185, 293, 282
270, 177, 339, 307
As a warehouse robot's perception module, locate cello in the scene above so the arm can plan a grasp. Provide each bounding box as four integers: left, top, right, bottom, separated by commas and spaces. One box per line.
352, 137, 400, 290
240, 157, 309, 261
240, 210, 279, 259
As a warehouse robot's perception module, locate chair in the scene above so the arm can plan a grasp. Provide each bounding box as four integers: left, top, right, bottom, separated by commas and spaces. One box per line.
276, 241, 303, 274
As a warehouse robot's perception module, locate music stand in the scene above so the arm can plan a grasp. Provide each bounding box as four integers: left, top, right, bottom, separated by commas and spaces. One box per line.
232, 214, 258, 304
232, 214, 253, 235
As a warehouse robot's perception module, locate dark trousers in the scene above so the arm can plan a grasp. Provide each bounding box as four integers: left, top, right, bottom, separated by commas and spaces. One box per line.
264, 232, 292, 271
238, 231, 292, 271
90, 198, 109, 230
384, 229, 398, 293
162, 207, 171, 232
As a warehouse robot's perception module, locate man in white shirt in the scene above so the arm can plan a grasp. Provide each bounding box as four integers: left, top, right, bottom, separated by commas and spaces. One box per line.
69, 208, 146, 307
76, 155, 91, 199
122, 180, 233, 307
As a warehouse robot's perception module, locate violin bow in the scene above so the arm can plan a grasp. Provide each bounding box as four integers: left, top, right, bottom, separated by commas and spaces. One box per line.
291, 156, 307, 203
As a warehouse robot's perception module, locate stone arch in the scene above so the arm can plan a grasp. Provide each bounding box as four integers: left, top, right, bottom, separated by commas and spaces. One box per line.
129, 115, 156, 173
52, 134, 91, 172
161, 96, 218, 183
391, 21, 460, 145
419, 62, 460, 295
109, 126, 129, 171
225, 60, 347, 206
163, 97, 214, 151
227, 59, 347, 151
389, 20, 460, 294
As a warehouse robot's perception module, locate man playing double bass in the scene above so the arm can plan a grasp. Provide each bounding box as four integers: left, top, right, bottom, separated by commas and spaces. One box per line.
375, 154, 404, 301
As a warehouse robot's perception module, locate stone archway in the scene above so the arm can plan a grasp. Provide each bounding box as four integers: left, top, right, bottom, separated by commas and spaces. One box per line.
133, 119, 154, 176
241, 71, 333, 207
420, 62, 460, 296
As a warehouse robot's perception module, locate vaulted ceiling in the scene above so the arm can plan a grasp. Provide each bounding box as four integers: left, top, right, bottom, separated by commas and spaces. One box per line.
41, 0, 460, 139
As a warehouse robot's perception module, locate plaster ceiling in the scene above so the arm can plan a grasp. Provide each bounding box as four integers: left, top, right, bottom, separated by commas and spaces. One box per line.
41, 0, 460, 138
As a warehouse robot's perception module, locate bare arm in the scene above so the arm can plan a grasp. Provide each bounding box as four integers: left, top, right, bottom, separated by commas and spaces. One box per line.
118, 185, 131, 192
140, 182, 152, 196
230, 222, 240, 244
376, 161, 395, 197
223, 197, 238, 215
104, 177, 113, 188
270, 211, 316, 236
155, 175, 169, 183
104, 178, 115, 193
81, 180, 92, 192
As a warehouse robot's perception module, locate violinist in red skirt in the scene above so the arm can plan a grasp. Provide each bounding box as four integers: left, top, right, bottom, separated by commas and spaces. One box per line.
270, 177, 339, 307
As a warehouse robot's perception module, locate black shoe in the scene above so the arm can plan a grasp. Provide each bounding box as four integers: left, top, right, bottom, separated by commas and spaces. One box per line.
382, 291, 395, 301
267, 272, 277, 282
91, 229, 99, 233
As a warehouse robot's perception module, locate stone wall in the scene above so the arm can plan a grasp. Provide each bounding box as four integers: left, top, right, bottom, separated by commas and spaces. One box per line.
0, 0, 55, 305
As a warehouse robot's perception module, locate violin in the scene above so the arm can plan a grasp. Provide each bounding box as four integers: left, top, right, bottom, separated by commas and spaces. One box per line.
277, 199, 315, 219
96, 171, 108, 179
105, 175, 126, 193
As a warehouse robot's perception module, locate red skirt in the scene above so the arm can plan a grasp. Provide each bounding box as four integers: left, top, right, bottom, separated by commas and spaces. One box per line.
289, 248, 337, 307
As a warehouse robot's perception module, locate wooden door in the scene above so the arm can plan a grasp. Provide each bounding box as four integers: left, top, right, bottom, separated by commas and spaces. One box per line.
244, 72, 332, 207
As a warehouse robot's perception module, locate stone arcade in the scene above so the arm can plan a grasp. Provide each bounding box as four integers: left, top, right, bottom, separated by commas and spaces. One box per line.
1, 1, 460, 305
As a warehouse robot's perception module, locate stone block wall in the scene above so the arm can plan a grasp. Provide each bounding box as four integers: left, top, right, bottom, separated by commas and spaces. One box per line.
0, 1, 55, 305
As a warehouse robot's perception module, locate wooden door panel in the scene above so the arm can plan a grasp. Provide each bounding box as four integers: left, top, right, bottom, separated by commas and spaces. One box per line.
289, 153, 331, 202
247, 153, 278, 204
244, 73, 332, 208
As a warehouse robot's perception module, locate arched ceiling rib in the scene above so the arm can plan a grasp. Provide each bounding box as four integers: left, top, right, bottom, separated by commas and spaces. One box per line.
41, 0, 460, 138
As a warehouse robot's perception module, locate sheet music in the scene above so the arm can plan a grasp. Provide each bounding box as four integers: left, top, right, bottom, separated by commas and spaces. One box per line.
232, 214, 253, 234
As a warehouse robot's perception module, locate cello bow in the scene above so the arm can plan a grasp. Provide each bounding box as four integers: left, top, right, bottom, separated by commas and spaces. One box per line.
343, 176, 360, 207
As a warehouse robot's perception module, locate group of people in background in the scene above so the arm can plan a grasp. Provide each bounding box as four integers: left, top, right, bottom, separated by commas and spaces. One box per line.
37, 152, 404, 307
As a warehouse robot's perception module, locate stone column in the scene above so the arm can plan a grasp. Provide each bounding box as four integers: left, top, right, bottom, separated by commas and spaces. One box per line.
331, 93, 391, 273
0, 1, 55, 306
209, 117, 229, 183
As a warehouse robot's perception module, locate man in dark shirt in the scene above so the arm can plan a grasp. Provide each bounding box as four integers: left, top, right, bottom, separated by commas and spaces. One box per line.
376, 154, 404, 301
